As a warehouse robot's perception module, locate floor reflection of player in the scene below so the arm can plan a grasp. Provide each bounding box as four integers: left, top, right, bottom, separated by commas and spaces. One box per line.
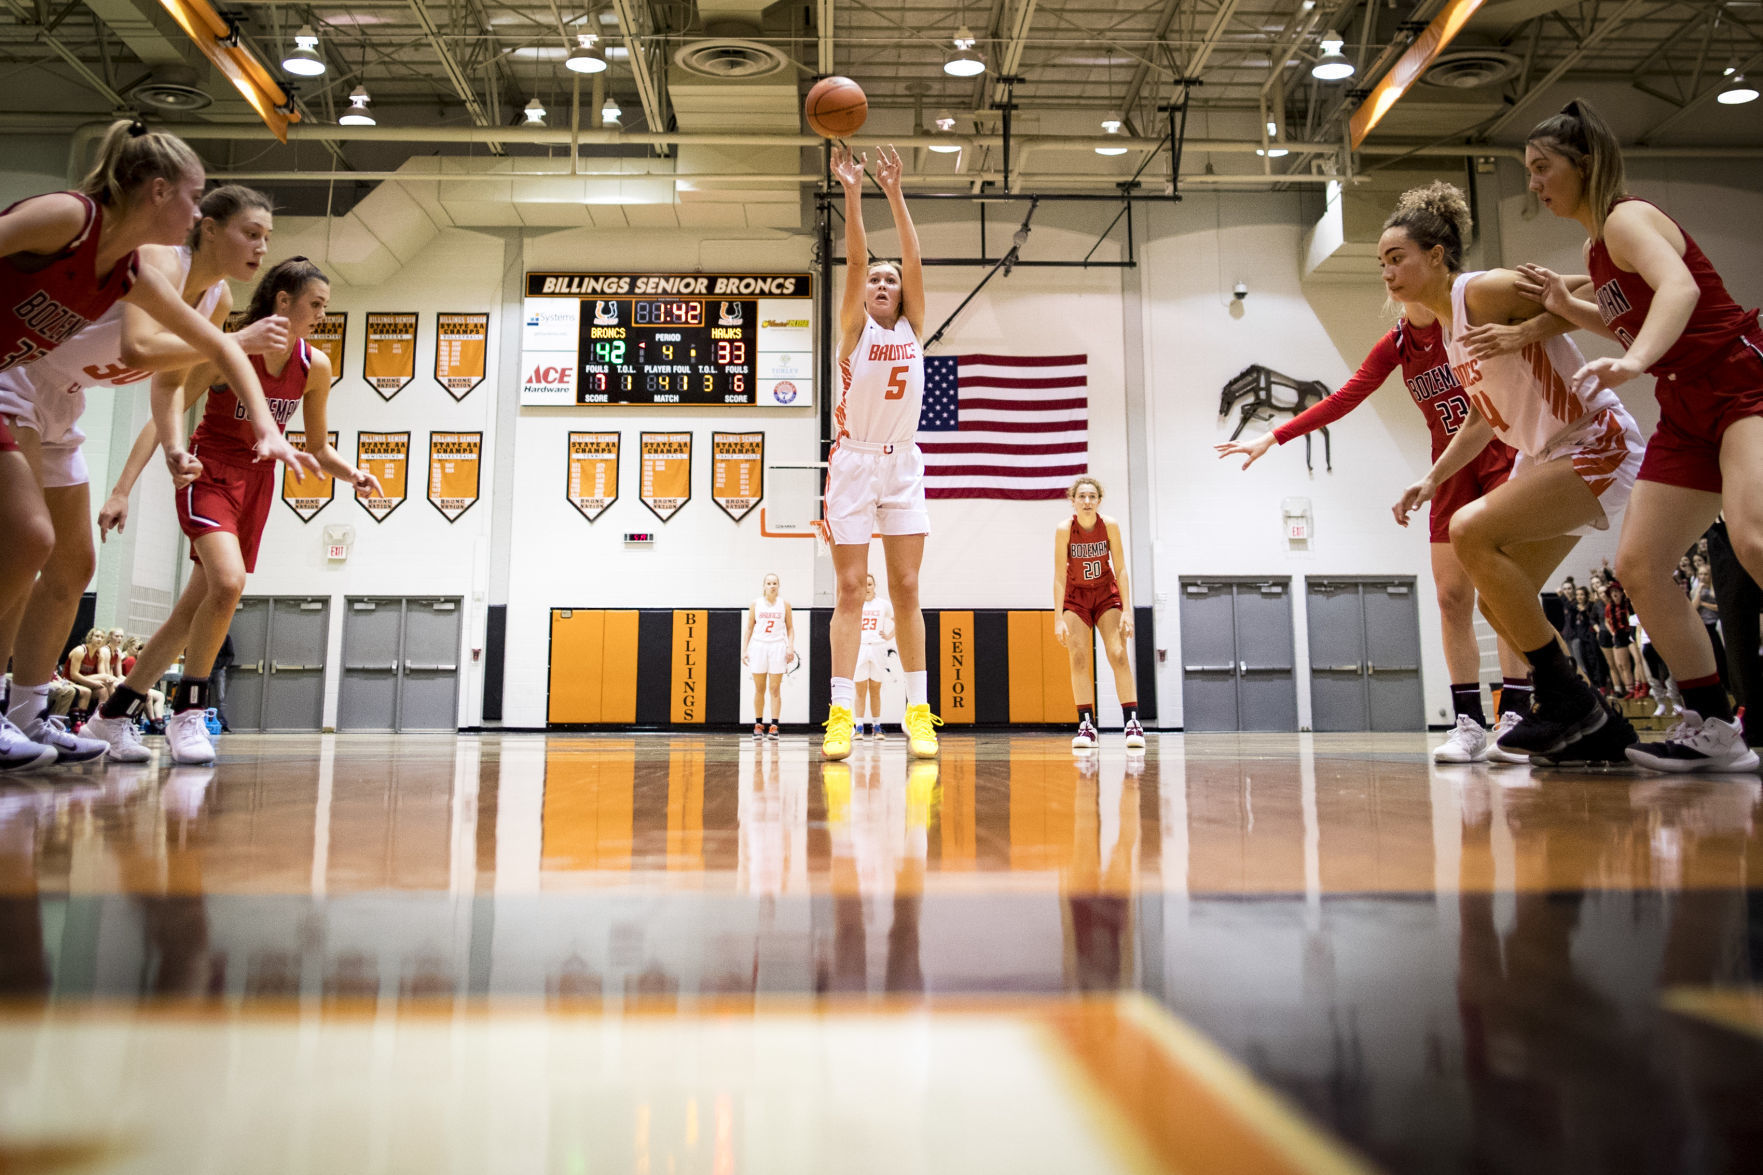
855, 574, 896, 740
737, 740, 806, 897
820, 760, 933, 994
0, 790, 50, 994
1063, 758, 1140, 991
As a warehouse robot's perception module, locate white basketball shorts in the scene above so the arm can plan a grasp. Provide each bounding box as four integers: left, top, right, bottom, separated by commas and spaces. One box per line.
855, 642, 892, 683
0, 373, 89, 488
823, 438, 930, 547
748, 641, 790, 675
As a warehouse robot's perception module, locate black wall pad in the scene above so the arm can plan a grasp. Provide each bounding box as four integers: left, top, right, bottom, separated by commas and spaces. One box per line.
481, 604, 507, 721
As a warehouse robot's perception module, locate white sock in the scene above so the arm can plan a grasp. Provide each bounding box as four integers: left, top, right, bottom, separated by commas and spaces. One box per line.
905, 671, 927, 707
7, 683, 49, 729
830, 677, 855, 709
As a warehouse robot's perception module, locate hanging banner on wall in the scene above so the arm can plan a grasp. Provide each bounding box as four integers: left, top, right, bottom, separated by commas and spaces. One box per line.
356, 431, 409, 522
710, 432, 764, 522
427, 431, 482, 522
310, 312, 347, 385
567, 431, 620, 522
434, 312, 489, 399
639, 432, 692, 522
363, 312, 418, 399
280, 430, 337, 522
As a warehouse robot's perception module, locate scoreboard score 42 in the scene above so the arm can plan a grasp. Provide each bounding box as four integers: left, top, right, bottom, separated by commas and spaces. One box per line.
520, 272, 813, 408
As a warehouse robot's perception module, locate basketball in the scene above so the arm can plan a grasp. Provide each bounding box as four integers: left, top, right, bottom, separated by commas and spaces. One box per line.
805, 76, 867, 139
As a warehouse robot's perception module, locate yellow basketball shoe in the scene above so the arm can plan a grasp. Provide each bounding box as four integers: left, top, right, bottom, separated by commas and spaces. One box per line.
904, 703, 943, 758
822, 704, 855, 760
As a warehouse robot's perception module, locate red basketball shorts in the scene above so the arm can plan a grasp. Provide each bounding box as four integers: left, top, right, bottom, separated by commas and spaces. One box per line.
1063, 581, 1123, 629
176, 454, 275, 572
0, 415, 15, 452
1638, 327, 1763, 494
1429, 440, 1515, 543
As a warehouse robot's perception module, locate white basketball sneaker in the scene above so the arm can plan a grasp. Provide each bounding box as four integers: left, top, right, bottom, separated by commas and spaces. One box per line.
1124, 717, 1146, 750
164, 709, 216, 766
80, 713, 152, 763
1072, 718, 1098, 751
1485, 712, 1530, 764
1433, 714, 1489, 763
0, 717, 56, 772
22, 713, 108, 764
1626, 711, 1760, 774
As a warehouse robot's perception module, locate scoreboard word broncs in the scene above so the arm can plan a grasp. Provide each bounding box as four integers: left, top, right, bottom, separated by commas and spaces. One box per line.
520, 272, 813, 408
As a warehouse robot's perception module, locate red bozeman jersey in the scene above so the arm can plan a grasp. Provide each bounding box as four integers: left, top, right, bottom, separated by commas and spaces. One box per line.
1065, 515, 1117, 595
1274, 317, 1516, 465
190, 340, 310, 466
0, 192, 138, 373
1588, 198, 1759, 377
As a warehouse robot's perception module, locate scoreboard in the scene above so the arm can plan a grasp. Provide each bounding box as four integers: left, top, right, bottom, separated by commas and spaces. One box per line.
520, 272, 813, 408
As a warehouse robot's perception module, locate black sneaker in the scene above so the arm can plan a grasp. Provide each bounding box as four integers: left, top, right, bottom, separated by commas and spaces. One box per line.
1529, 702, 1638, 770
1497, 685, 1607, 755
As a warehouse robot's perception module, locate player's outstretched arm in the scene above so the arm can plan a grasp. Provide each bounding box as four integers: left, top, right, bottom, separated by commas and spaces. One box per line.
832, 145, 869, 358
874, 146, 923, 338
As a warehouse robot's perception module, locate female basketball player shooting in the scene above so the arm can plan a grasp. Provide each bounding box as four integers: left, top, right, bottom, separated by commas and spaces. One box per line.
822, 144, 940, 761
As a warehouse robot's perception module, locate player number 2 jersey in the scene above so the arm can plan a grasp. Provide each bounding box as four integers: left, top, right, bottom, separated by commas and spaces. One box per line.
1445, 272, 1622, 459
836, 314, 923, 445
750, 598, 788, 643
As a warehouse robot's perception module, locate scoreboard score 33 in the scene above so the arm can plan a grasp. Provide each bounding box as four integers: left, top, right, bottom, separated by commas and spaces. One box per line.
520, 272, 813, 408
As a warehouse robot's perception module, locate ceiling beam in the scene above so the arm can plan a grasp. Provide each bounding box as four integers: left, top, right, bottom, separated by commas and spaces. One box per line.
817, 0, 832, 75
990, 0, 1038, 106
1117, 0, 1182, 121
1478, 0, 1651, 138
610, 0, 666, 148
3, 0, 126, 106
404, 0, 502, 154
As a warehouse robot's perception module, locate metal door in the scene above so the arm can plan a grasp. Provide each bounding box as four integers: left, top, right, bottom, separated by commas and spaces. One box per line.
339, 598, 402, 731
400, 598, 462, 731
263, 597, 328, 731
1304, 578, 1424, 732
1179, 581, 1238, 731
225, 598, 272, 731
1236, 581, 1296, 731
1307, 580, 1370, 732
1363, 580, 1423, 731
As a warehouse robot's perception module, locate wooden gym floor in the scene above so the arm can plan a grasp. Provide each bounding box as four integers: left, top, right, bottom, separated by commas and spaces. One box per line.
1, 730, 1760, 1173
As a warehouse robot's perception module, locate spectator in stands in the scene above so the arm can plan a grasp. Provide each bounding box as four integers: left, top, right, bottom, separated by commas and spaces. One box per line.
1689, 553, 1726, 689
1705, 518, 1762, 745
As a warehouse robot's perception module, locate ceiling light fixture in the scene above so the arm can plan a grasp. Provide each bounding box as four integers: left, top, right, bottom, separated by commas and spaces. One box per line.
282, 25, 326, 77
1096, 118, 1127, 156
945, 24, 985, 75
928, 109, 961, 152
566, 33, 608, 74
524, 98, 547, 125
1312, 31, 1354, 81
1718, 72, 1759, 104
601, 96, 622, 124
339, 86, 374, 126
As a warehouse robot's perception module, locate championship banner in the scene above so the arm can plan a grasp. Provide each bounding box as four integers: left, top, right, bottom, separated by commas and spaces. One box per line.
280, 431, 337, 522
639, 432, 692, 522
356, 431, 409, 522
363, 312, 418, 399
435, 312, 488, 400
427, 431, 482, 523
310, 312, 347, 385
710, 432, 763, 522
567, 431, 620, 523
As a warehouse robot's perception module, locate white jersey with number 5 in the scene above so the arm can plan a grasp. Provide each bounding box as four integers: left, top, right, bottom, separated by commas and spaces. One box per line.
836, 314, 923, 445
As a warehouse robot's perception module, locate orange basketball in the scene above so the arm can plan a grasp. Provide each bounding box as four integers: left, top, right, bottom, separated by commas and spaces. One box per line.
805, 76, 867, 139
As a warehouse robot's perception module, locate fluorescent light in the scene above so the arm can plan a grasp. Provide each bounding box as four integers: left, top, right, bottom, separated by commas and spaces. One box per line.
524, 98, 547, 125
1256, 147, 1290, 157
944, 48, 985, 76
339, 86, 374, 126
601, 96, 622, 124
566, 33, 608, 74
1312, 30, 1354, 80
282, 25, 325, 77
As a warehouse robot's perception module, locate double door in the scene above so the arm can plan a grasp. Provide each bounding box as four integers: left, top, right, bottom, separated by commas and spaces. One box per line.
1306, 578, 1424, 731
339, 597, 463, 732
1178, 578, 1297, 731
226, 597, 329, 732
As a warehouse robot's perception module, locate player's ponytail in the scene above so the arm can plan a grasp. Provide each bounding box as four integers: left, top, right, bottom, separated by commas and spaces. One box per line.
243, 255, 328, 325
1526, 98, 1626, 238
78, 118, 202, 209
1384, 181, 1472, 273
190, 185, 273, 252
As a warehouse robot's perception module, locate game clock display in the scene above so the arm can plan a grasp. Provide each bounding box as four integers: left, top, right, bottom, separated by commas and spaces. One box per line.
520, 272, 813, 408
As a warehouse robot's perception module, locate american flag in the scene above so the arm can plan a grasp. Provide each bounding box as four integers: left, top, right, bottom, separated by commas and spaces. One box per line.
916, 353, 1089, 499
